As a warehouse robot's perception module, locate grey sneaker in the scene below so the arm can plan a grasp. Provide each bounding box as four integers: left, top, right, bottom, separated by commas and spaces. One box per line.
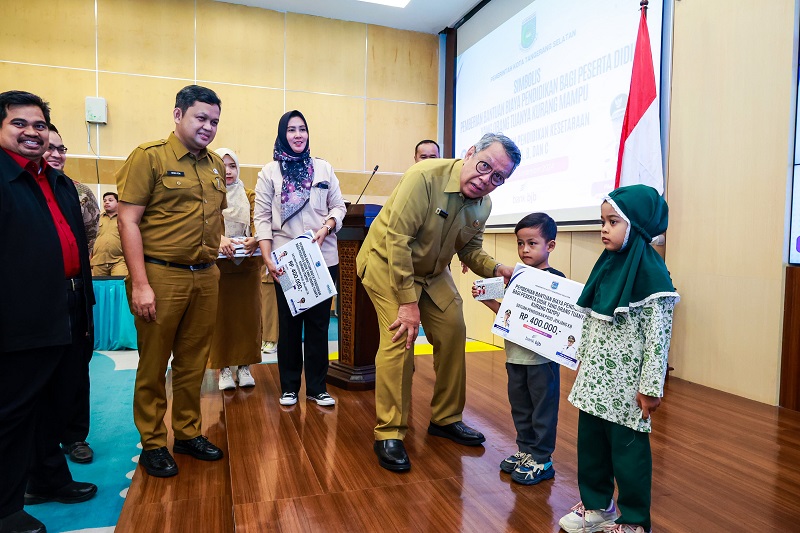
500, 451, 530, 473
237, 365, 255, 387
218, 367, 236, 390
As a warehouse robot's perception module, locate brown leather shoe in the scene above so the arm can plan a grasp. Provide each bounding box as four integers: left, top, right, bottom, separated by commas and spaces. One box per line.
62, 441, 93, 463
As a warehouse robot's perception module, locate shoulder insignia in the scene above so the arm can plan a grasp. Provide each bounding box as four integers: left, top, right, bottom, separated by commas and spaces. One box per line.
139, 139, 168, 150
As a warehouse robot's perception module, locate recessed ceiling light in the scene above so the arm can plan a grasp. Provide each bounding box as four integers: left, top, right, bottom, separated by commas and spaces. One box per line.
357, 0, 411, 7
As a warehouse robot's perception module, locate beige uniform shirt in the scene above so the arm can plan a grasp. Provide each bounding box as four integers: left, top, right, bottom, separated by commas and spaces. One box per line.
90, 211, 123, 266
116, 132, 226, 264
254, 158, 346, 268
356, 158, 497, 311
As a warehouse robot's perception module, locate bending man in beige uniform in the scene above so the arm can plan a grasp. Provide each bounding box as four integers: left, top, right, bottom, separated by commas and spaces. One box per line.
117, 85, 227, 478
357, 133, 520, 472
91, 192, 127, 276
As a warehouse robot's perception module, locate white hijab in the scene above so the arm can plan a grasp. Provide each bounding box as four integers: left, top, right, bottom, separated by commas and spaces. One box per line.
216, 148, 251, 237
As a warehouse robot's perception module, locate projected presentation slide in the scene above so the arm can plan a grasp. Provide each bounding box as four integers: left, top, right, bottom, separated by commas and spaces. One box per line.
789, 72, 800, 264
455, 0, 663, 225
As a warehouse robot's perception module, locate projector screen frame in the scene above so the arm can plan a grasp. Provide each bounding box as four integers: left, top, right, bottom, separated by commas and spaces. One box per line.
443, 0, 675, 231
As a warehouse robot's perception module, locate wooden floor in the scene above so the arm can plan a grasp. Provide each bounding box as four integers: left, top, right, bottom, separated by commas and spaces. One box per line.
117, 351, 800, 532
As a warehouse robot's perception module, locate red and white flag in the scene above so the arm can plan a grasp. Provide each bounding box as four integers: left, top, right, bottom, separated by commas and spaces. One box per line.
615, 5, 663, 194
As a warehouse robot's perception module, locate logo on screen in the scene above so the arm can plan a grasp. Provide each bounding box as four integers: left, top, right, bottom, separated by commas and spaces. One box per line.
796, 236, 800, 252
521, 14, 537, 49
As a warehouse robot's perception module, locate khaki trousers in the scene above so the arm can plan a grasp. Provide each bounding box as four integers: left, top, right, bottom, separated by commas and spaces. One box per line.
126, 262, 219, 449
364, 285, 467, 440
261, 281, 279, 343
92, 260, 128, 276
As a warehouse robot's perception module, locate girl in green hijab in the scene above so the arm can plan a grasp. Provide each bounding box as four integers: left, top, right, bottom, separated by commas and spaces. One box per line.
558, 185, 679, 533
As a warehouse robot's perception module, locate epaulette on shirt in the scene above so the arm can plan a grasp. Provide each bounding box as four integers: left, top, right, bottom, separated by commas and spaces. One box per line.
139, 139, 168, 150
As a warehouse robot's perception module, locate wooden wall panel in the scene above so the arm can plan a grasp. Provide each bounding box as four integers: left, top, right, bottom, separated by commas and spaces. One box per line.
666, 0, 794, 404
365, 100, 438, 174
204, 83, 284, 167
284, 92, 366, 172
285, 13, 366, 96
0, 63, 96, 157
196, 0, 285, 89
367, 26, 439, 104
780, 266, 800, 410
459, 234, 496, 345
0, 0, 95, 68
97, 0, 195, 79
97, 73, 185, 157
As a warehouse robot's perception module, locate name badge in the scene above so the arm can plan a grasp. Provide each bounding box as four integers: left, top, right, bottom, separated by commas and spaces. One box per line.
166, 171, 185, 176
316, 183, 329, 189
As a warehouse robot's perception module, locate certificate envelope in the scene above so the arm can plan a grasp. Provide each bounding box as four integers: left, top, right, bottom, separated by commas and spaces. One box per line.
271, 230, 337, 316
492, 263, 585, 370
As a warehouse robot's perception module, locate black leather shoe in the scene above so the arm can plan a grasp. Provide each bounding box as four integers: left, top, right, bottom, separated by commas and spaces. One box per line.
0, 510, 46, 533
139, 446, 178, 477
374, 439, 411, 472
62, 441, 94, 464
173, 435, 223, 461
24, 481, 97, 505
427, 421, 486, 446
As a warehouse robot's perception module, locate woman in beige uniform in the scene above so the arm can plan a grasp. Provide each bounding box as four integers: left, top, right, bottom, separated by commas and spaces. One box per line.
209, 148, 262, 390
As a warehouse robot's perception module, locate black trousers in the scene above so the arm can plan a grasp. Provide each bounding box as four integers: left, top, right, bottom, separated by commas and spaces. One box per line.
0, 287, 88, 518
60, 347, 92, 446
506, 361, 560, 463
274, 265, 338, 397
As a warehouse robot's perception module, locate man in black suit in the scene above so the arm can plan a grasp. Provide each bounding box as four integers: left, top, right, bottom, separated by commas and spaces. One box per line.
0, 91, 97, 533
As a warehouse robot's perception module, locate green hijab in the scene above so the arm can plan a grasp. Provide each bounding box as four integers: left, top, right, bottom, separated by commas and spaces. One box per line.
577, 184, 679, 320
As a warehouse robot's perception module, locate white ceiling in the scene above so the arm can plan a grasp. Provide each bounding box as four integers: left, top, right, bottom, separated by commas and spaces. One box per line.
217, 0, 481, 34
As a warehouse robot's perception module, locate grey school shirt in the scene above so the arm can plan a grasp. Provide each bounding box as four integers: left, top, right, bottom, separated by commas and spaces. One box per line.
505, 266, 565, 366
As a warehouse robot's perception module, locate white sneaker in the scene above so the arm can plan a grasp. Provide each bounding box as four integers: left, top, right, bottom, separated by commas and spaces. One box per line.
603, 525, 648, 533
237, 365, 255, 387
307, 392, 335, 406
218, 368, 236, 390
261, 341, 277, 354
558, 500, 618, 533
279, 392, 298, 405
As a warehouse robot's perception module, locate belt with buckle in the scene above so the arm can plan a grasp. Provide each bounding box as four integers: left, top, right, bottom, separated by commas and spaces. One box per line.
66, 278, 84, 291
144, 256, 214, 271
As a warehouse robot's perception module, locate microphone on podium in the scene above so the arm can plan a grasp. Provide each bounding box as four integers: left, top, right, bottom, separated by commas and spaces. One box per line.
354, 165, 379, 205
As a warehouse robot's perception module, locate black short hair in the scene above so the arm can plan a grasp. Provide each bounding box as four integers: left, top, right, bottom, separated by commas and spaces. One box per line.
515, 212, 557, 242
49, 123, 59, 134
0, 90, 51, 126
415, 139, 440, 156
174, 85, 221, 114
103, 192, 118, 201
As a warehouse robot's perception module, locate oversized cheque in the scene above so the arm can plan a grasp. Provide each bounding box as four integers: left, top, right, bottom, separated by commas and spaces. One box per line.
492, 264, 585, 370
271, 230, 337, 316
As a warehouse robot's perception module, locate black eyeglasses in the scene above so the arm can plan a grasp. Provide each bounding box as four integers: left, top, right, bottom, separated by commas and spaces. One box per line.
48, 145, 68, 154
475, 160, 507, 186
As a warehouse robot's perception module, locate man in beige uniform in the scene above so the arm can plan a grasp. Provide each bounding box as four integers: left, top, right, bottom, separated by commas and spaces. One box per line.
91, 192, 127, 276
117, 85, 227, 478
357, 133, 520, 472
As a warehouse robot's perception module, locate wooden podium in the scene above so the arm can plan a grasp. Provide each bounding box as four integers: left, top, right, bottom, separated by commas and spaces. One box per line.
327, 203, 382, 390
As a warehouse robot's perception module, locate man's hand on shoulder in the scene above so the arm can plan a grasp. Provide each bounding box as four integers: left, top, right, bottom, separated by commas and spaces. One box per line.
389, 302, 421, 350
